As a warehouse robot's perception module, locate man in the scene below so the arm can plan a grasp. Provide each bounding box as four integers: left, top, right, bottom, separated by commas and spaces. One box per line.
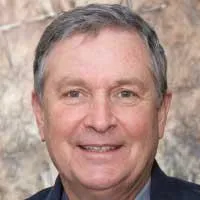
28, 3, 200, 200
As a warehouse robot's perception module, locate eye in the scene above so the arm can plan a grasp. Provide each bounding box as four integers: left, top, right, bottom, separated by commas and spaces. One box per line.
117, 90, 137, 98
119, 90, 136, 98
112, 88, 139, 105
61, 89, 89, 105
66, 90, 81, 98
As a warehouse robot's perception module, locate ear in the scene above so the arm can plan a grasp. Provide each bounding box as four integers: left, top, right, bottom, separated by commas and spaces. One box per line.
32, 90, 45, 142
158, 91, 172, 139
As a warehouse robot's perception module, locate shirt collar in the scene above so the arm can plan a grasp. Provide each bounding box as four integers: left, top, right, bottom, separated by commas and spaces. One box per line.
62, 178, 151, 200
135, 178, 151, 200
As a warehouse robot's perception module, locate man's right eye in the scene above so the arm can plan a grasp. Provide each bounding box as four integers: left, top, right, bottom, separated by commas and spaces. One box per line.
61, 89, 87, 105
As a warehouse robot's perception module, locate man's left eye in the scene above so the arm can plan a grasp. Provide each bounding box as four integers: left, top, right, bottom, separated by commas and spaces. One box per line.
119, 90, 136, 98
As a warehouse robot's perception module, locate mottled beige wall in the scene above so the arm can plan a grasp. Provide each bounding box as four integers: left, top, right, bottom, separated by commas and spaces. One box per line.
0, 0, 200, 199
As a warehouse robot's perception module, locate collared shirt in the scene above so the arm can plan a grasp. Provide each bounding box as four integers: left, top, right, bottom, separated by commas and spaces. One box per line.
135, 178, 151, 200
62, 179, 151, 200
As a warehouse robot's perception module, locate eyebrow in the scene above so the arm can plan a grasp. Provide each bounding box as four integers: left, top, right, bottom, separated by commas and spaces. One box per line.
55, 77, 88, 91
114, 78, 146, 89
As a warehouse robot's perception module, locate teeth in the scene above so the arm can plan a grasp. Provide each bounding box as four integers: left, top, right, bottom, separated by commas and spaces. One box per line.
81, 146, 117, 152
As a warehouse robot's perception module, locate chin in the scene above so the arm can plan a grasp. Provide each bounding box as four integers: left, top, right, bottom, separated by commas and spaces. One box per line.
75, 167, 125, 191
80, 178, 120, 191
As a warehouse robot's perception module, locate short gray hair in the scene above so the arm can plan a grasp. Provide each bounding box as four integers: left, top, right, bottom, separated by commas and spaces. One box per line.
33, 4, 167, 104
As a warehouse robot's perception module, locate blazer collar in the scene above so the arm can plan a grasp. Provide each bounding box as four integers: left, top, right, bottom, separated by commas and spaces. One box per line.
45, 176, 64, 200
151, 160, 177, 200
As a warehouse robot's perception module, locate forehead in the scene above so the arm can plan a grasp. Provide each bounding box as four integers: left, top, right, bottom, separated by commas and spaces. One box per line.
44, 28, 153, 86
48, 27, 150, 58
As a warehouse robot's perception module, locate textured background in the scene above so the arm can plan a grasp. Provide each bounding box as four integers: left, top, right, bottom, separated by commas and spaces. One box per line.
0, 0, 200, 199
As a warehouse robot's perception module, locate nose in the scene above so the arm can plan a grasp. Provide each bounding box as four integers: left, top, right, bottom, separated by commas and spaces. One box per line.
83, 95, 117, 133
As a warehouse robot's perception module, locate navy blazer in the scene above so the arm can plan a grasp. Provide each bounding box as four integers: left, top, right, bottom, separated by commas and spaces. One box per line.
26, 161, 200, 200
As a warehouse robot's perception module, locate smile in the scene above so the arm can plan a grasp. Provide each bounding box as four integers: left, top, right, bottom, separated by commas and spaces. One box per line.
79, 145, 121, 153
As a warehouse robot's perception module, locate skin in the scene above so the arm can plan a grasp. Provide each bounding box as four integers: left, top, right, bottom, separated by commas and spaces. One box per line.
32, 28, 172, 200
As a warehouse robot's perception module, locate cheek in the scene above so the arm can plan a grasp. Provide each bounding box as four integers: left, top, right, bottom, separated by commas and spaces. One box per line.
113, 106, 159, 180
116, 105, 159, 140
44, 103, 87, 138
119, 107, 159, 165
42, 104, 88, 172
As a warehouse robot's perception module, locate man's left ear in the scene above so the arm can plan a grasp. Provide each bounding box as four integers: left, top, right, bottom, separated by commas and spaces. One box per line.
158, 91, 172, 139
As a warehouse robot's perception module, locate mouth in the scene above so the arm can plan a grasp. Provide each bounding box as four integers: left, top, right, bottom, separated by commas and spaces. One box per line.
78, 145, 122, 153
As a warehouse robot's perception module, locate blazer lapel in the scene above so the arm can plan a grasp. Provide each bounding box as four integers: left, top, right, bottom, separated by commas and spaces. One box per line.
151, 161, 177, 200
45, 176, 64, 200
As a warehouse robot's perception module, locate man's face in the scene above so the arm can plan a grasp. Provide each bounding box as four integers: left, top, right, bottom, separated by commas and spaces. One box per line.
32, 28, 171, 193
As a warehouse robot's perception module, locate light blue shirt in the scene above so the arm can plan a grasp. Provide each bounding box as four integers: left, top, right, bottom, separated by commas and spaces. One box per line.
62, 179, 151, 200
135, 178, 151, 200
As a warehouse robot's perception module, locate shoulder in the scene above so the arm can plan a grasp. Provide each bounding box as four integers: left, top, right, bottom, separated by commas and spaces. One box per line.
25, 187, 52, 200
165, 175, 200, 199
151, 161, 200, 200
25, 176, 64, 200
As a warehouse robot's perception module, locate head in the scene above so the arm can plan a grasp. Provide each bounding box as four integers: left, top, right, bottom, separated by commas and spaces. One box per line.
32, 4, 171, 200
